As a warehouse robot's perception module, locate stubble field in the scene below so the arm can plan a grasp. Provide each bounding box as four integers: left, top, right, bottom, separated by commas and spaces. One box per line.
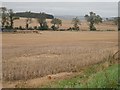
2, 31, 118, 88
13, 18, 117, 31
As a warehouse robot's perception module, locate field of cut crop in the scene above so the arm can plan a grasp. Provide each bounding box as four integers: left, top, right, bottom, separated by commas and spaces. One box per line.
2, 31, 118, 88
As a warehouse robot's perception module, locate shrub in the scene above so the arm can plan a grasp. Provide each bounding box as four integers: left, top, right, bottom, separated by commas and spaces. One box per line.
14, 27, 19, 30
34, 26, 38, 30
19, 26, 23, 30
51, 25, 58, 30
38, 25, 49, 30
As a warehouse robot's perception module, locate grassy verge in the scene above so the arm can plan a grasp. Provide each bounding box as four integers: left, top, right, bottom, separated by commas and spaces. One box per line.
41, 63, 119, 88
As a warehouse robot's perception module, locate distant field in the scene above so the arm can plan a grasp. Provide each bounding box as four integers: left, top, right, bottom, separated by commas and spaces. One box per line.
13, 18, 118, 31
2, 31, 118, 88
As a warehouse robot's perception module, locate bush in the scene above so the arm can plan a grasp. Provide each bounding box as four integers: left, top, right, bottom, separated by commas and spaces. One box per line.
90, 25, 96, 31
19, 26, 23, 30
67, 27, 72, 30
59, 29, 66, 31
51, 25, 58, 31
67, 27, 79, 31
14, 27, 19, 30
34, 26, 38, 30
5, 26, 12, 29
2, 26, 13, 32
38, 25, 49, 30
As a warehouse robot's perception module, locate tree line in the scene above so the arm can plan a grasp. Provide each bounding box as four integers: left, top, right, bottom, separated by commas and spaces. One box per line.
15, 12, 54, 19
0, 7, 119, 31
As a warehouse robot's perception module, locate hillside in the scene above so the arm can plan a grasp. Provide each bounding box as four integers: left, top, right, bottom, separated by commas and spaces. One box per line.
14, 12, 54, 19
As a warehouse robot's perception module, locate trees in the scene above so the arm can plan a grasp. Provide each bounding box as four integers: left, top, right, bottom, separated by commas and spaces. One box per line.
25, 18, 32, 30
37, 14, 48, 30
8, 9, 14, 29
8, 9, 19, 29
84, 12, 102, 31
113, 17, 120, 25
72, 17, 81, 30
51, 18, 62, 30
0, 7, 19, 30
24, 11, 32, 30
0, 7, 9, 29
113, 17, 120, 31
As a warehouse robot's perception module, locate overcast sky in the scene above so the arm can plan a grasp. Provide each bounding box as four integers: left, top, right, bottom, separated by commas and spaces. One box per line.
0, 0, 119, 2
1, 2, 118, 17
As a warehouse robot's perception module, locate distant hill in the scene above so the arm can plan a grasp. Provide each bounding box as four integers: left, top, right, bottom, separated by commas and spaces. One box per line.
14, 12, 54, 19
55, 15, 85, 20
55, 15, 110, 21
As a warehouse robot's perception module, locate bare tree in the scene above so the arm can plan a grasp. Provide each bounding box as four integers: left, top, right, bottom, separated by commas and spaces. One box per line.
26, 18, 32, 30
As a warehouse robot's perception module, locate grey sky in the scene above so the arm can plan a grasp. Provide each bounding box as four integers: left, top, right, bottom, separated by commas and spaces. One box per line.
0, 0, 119, 2
2, 2, 118, 17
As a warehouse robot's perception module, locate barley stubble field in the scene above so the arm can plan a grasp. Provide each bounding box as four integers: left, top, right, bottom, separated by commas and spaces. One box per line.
1, 2, 119, 88
2, 31, 118, 88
